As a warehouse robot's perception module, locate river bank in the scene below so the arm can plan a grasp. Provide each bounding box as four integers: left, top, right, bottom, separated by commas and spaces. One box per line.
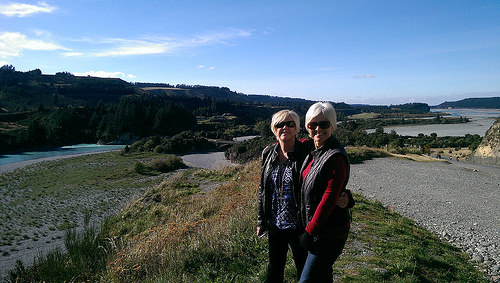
0, 150, 232, 281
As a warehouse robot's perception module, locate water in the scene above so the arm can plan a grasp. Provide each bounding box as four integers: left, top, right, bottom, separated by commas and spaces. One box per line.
0, 144, 125, 166
367, 108, 500, 137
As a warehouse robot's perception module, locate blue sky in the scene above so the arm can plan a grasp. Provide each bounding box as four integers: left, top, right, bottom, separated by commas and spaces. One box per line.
1, 0, 500, 106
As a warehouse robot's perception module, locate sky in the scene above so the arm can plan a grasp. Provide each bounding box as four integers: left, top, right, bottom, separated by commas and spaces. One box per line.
1, 0, 500, 106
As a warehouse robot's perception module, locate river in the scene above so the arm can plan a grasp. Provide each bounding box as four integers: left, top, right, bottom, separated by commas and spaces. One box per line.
0, 144, 125, 167
367, 108, 500, 137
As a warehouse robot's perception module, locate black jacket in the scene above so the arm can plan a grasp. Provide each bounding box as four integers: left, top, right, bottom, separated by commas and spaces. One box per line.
257, 139, 308, 231
300, 136, 351, 239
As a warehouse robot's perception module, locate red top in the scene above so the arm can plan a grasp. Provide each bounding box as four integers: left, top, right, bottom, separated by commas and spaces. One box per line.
302, 155, 348, 235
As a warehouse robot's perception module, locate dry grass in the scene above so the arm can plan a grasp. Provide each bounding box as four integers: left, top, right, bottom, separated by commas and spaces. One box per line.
101, 164, 264, 282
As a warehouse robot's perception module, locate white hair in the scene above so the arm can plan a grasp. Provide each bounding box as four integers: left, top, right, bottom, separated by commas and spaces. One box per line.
305, 102, 337, 131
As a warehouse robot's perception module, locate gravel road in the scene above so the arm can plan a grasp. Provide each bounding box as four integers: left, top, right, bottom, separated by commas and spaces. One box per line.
348, 158, 500, 282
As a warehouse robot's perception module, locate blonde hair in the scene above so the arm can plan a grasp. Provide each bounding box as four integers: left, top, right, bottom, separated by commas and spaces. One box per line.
305, 102, 337, 131
270, 110, 301, 137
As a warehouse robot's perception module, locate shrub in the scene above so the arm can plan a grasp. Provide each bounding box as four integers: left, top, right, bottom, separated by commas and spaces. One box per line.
134, 162, 147, 174
147, 155, 185, 173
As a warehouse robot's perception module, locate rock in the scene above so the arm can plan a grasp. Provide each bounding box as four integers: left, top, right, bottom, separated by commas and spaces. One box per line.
472, 254, 484, 262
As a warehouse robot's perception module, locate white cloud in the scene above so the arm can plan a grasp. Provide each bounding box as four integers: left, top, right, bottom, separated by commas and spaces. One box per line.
73, 70, 136, 79
89, 29, 252, 57
94, 40, 173, 57
0, 32, 66, 58
197, 65, 215, 70
354, 74, 375, 79
0, 2, 55, 17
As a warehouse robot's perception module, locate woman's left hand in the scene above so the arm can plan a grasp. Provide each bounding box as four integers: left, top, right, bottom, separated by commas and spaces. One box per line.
336, 191, 348, 208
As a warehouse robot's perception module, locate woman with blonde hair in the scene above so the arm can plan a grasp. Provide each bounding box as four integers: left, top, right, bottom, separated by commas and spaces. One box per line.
257, 109, 308, 282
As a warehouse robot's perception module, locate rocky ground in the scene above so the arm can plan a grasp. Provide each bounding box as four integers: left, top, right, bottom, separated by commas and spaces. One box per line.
347, 158, 500, 282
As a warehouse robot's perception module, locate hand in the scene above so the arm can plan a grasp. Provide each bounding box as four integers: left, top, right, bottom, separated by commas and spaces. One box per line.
300, 232, 314, 250
336, 191, 348, 208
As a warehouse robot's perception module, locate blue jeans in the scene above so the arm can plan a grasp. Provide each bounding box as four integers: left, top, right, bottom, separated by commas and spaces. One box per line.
299, 236, 347, 283
266, 224, 307, 282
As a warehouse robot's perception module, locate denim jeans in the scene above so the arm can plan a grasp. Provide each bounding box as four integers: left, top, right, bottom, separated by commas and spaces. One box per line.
299, 236, 348, 283
266, 224, 307, 283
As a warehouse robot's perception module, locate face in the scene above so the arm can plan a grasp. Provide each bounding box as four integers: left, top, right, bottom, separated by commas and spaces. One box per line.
274, 115, 297, 143
307, 114, 332, 147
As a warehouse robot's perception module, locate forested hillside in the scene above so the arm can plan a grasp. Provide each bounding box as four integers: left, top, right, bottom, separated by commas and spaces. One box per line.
433, 97, 500, 109
1, 65, 436, 154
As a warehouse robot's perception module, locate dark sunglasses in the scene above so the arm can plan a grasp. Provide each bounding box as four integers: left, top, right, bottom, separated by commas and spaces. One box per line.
307, 121, 331, 129
275, 120, 296, 128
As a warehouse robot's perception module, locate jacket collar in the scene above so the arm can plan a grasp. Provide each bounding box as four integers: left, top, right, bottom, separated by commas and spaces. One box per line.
311, 136, 342, 156
271, 138, 302, 162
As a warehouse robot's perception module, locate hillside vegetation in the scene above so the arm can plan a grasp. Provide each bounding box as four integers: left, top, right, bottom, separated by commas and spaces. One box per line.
2, 65, 440, 154
434, 97, 500, 109
474, 117, 500, 157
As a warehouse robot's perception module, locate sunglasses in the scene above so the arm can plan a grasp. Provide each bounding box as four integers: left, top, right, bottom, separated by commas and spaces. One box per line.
275, 120, 296, 128
307, 121, 331, 129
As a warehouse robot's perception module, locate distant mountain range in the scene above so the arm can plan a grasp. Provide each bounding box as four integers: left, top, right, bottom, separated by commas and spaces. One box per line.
433, 97, 500, 109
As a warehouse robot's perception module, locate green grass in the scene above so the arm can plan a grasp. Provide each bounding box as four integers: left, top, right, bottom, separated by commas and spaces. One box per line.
346, 146, 392, 164
333, 196, 487, 282
348, 112, 381, 119
0, 151, 180, 262
4, 153, 490, 282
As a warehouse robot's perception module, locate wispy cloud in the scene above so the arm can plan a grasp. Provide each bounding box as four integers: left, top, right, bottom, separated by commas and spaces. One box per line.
94, 39, 173, 57
0, 32, 66, 58
77, 28, 252, 57
0, 1, 56, 17
73, 70, 136, 79
197, 65, 215, 70
354, 74, 375, 79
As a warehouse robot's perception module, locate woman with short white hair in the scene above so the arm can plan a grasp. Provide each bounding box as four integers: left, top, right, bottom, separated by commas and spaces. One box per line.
299, 101, 353, 282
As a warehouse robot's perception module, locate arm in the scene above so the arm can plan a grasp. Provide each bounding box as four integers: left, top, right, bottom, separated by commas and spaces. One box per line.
257, 146, 270, 236
305, 156, 348, 235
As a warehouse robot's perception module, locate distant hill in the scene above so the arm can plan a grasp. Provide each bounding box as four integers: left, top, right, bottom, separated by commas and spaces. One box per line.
0, 66, 138, 113
1, 66, 432, 116
433, 97, 500, 109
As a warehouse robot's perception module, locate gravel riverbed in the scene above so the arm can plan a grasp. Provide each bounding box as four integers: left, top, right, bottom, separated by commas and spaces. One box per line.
347, 158, 500, 282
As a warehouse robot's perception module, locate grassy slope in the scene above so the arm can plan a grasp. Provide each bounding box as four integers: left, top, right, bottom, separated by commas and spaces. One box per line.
4, 149, 490, 282
99, 154, 487, 282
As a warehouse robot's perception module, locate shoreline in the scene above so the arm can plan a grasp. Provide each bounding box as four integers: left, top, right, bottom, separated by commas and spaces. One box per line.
0, 149, 122, 174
